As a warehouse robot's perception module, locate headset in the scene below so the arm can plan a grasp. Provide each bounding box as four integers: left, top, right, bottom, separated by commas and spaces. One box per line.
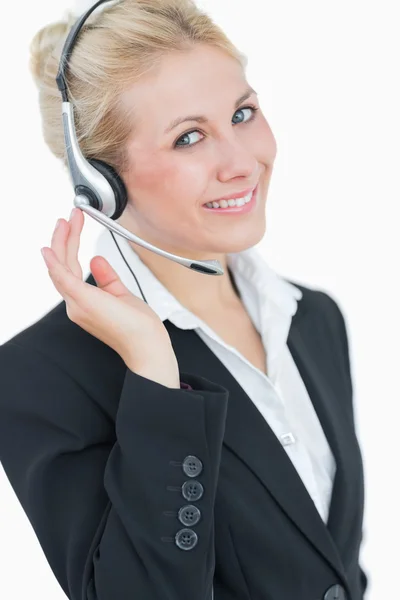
55, 0, 224, 304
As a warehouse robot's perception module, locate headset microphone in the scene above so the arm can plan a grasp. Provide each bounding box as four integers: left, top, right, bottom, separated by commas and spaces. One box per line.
55, 0, 224, 304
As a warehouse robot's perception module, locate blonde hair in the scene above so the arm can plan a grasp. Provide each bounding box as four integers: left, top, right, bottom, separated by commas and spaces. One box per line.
29, 0, 247, 175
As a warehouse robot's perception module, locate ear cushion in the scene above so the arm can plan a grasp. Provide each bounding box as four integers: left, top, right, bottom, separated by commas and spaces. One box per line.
88, 158, 128, 220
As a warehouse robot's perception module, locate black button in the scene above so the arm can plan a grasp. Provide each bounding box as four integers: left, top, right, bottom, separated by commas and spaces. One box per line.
178, 504, 201, 527
182, 455, 203, 477
323, 584, 347, 600
182, 480, 204, 501
175, 528, 198, 550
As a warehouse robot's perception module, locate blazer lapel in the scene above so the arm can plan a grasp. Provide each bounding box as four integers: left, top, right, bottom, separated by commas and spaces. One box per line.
287, 311, 365, 570
166, 308, 349, 586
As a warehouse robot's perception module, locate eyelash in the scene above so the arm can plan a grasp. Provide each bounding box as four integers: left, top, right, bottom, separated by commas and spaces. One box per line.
174, 104, 260, 149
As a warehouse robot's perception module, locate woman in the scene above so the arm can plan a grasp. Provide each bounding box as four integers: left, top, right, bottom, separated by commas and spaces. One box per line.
0, 1, 367, 599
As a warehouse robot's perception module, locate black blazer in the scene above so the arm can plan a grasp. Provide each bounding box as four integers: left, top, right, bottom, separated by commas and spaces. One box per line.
0, 273, 368, 600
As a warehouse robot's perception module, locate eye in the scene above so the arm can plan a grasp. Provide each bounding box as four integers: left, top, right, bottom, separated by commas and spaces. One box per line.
174, 105, 259, 149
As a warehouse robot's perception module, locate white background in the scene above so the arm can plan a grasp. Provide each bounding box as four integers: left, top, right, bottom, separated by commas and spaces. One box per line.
1, 0, 399, 598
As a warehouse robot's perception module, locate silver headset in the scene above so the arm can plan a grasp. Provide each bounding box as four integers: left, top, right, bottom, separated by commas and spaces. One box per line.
55, 0, 224, 303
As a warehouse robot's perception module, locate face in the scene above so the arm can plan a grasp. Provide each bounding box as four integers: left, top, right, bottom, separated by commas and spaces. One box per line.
118, 44, 277, 261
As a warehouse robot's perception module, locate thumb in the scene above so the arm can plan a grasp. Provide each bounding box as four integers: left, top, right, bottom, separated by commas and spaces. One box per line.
90, 256, 131, 299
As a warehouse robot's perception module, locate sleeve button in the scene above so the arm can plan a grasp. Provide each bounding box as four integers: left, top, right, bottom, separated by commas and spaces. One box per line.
175, 528, 198, 550
323, 584, 347, 600
178, 505, 201, 526
182, 480, 204, 501
182, 455, 203, 477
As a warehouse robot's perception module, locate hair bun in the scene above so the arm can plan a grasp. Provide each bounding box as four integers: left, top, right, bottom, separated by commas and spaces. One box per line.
29, 14, 75, 86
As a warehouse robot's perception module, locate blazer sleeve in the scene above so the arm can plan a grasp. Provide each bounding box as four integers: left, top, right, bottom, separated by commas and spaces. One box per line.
0, 341, 229, 600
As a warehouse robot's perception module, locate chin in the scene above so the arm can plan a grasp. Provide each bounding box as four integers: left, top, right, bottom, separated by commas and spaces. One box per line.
210, 222, 267, 255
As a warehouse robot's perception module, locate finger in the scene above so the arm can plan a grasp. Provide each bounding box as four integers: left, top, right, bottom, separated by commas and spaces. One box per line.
41, 246, 76, 300
66, 208, 84, 278
42, 246, 106, 312
90, 256, 133, 299
41, 245, 87, 312
51, 218, 70, 265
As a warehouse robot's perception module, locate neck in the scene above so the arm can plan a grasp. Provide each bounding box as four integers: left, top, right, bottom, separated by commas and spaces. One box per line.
127, 241, 242, 314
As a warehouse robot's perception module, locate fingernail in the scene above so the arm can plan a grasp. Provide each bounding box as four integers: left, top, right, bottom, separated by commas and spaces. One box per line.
55, 219, 62, 230
41, 248, 47, 261
69, 208, 76, 220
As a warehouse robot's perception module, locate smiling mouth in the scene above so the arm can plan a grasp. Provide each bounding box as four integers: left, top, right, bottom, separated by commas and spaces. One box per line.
202, 184, 259, 214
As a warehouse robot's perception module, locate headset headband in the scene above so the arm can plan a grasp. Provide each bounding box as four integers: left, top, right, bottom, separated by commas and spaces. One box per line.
56, 0, 114, 102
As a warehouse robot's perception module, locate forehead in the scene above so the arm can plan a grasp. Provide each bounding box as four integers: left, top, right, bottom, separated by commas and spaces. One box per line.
119, 45, 247, 138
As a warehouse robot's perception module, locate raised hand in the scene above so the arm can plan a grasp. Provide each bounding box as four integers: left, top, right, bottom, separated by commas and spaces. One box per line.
40, 208, 180, 388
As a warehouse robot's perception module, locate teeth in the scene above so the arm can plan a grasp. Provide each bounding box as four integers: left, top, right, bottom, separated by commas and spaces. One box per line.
205, 190, 253, 209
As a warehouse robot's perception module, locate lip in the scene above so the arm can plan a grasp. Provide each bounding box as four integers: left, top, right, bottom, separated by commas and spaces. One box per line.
202, 183, 258, 215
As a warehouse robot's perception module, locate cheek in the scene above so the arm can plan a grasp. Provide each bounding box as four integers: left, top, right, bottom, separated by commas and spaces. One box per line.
129, 154, 207, 215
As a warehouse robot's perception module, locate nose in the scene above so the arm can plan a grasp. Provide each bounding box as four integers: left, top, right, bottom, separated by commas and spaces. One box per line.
216, 137, 258, 182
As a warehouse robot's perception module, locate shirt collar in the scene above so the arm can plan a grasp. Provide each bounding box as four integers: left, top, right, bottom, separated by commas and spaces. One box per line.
93, 229, 303, 330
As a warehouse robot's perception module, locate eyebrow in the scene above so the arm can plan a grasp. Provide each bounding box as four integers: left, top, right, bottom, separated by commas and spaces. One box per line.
164, 86, 257, 134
